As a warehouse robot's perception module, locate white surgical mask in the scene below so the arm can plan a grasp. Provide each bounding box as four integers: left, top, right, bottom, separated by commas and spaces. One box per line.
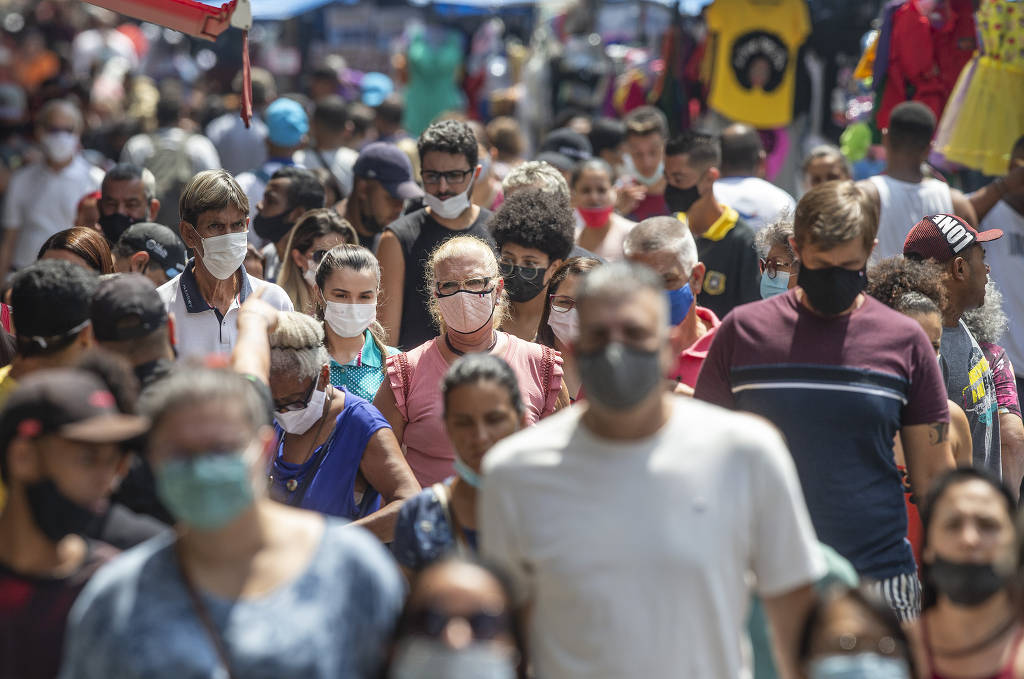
324, 300, 376, 338
40, 131, 78, 163
389, 638, 516, 679
194, 227, 248, 280
547, 307, 579, 345
437, 289, 496, 334
303, 263, 317, 288
424, 179, 475, 220
275, 384, 327, 435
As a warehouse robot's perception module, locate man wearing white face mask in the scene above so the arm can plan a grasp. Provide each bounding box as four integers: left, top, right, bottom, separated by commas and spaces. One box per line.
377, 120, 497, 350
1, 99, 104, 275
157, 170, 293, 359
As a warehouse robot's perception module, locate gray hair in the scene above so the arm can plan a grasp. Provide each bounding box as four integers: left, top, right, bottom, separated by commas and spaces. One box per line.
36, 98, 83, 134
962, 281, 1008, 345
138, 365, 272, 436
269, 312, 329, 380
577, 260, 668, 327
179, 169, 250, 226
754, 216, 796, 259
622, 216, 698, 277
502, 161, 571, 205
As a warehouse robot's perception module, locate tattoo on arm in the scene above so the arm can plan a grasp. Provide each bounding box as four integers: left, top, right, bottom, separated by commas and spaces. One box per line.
929, 422, 949, 445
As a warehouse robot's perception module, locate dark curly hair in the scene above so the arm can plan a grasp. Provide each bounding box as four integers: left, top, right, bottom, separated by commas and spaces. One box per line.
866, 256, 948, 314
417, 119, 478, 167
490, 188, 576, 264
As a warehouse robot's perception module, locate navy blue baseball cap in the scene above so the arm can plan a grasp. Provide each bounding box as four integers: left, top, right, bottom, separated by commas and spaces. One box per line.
353, 142, 424, 200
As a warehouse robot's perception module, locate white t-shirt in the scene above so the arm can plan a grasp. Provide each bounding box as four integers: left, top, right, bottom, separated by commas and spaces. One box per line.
869, 175, 953, 259
480, 398, 825, 679
981, 200, 1024, 370
2, 155, 104, 270
121, 127, 222, 176
293, 147, 357, 198
714, 177, 796, 232
158, 263, 293, 359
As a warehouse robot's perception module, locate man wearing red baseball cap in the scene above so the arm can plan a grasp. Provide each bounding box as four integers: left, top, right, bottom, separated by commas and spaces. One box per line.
904, 213, 1004, 478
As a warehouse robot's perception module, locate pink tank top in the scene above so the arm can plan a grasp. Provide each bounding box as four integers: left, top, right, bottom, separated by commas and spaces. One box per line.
386, 332, 563, 486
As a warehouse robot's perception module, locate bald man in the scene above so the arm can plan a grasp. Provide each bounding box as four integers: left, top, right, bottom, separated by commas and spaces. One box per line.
713, 123, 795, 231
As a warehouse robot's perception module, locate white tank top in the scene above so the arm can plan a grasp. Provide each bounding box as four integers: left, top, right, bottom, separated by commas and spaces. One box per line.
869, 175, 953, 259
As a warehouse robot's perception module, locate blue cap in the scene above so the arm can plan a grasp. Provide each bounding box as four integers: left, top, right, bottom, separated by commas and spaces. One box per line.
265, 98, 308, 147
361, 72, 394, 107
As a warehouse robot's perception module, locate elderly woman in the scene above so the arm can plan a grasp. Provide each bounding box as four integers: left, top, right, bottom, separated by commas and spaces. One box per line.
277, 209, 358, 314
266, 311, 419, 541
61, 338, 405, 677
913, 469, 1022, 679
393, 353, 525, 573
374, 235, 567, 487
754, 218, 799, 299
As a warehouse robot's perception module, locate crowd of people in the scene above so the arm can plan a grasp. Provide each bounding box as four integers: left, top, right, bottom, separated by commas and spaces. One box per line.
2, 8, 1024, 679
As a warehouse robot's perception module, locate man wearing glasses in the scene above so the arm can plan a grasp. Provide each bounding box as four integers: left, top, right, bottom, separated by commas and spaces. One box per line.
624, 216, 717, 393
0, 98, 104, 275
251, 166, 325, 282
377, 120, 496, 350
158, 170, 293, 359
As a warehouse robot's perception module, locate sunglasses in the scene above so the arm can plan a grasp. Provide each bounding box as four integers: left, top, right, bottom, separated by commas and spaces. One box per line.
404, 606, 510, 641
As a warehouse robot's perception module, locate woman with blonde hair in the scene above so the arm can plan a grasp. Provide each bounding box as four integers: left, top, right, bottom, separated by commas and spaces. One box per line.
314, 243, 397, 402
277, 209, 358, 314
373, 235, 568, 487
267, 310, 420, 541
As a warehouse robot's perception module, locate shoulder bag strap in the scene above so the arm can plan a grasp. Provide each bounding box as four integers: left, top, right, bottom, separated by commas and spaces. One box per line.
174, 543, 240, 679
432, 481, 469, 556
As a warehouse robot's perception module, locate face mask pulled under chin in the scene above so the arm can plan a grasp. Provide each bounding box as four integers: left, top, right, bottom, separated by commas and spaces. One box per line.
424, 177, 475, 220
388, 638, 517, 679
807, 653, 910, 679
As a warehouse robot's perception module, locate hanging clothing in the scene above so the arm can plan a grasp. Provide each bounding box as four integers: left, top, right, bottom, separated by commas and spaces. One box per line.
403, 27, 465, 137
705, 0, 811, 129
934, 0, 1024, 175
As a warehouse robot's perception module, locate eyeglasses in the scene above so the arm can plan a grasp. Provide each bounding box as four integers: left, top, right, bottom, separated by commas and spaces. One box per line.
436, 276, 494, 297
498, 261, 547, 280
274, 378, 317, 413
549, 294, 575, 312
758, 257, 798, 280
404, 606, 510, 641
422, 168, 474, 186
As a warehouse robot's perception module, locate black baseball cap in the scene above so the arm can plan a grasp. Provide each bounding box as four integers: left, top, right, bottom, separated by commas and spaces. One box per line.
353, 142, 424, 200
0, 369, 149, 445
91, 274, 168, 342
536, 128, 593, 172
117, 222, 187, 278
11, 260, 97, 353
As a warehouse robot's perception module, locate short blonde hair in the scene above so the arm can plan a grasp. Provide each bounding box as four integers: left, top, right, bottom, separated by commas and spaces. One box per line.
178, 169, 250, 226
426, 235, 507, 332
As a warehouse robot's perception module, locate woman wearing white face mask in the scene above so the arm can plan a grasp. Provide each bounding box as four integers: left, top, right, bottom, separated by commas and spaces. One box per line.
315, 244, 398, 402
277, 209, 358, 315
267, 311, 420, 541
373, 235, 569, 488
536, 257, 602, 402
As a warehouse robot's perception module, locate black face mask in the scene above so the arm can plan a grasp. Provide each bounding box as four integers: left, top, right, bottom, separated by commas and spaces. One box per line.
361, 212, 384, 235
664, 182, 701, 214
925, 556, 1006, 607
98, 212, 141, 244
798, 264, 866, 316
252, 211, 293, 243
25, 478, 103, 541
502, 265, 549, 302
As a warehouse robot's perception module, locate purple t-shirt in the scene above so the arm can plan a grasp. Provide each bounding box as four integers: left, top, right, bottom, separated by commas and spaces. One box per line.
695, 289, 949, 579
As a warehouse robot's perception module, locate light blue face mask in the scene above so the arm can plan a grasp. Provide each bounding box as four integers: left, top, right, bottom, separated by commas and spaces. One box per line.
634, 160, 664, 187
667, 282, 694, 326
760, 271, 791, 299
155, 450, 256, 530
453, 457, 482, 489
807, 653, 910, 679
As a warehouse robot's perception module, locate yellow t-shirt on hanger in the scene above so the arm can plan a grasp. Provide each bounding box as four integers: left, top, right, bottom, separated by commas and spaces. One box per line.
706, 0, 811, 129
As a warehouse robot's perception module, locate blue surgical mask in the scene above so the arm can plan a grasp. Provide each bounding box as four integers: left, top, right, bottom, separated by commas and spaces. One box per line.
453, 457, 482, 488
667, 283, 694, 326
760, 271, 791, 299
155, 449, 256, 530
807, 653, 910, 679
634, 160, 664, 187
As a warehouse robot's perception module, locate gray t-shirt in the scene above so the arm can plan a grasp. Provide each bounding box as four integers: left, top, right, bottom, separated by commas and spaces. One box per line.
941, 320, 1001, 475
60, 520, 404, 679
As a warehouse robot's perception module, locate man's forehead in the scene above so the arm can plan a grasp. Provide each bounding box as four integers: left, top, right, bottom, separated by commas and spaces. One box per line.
103, 177, 145, 196
197, 205, 246, 225
578, 288, 662, 322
